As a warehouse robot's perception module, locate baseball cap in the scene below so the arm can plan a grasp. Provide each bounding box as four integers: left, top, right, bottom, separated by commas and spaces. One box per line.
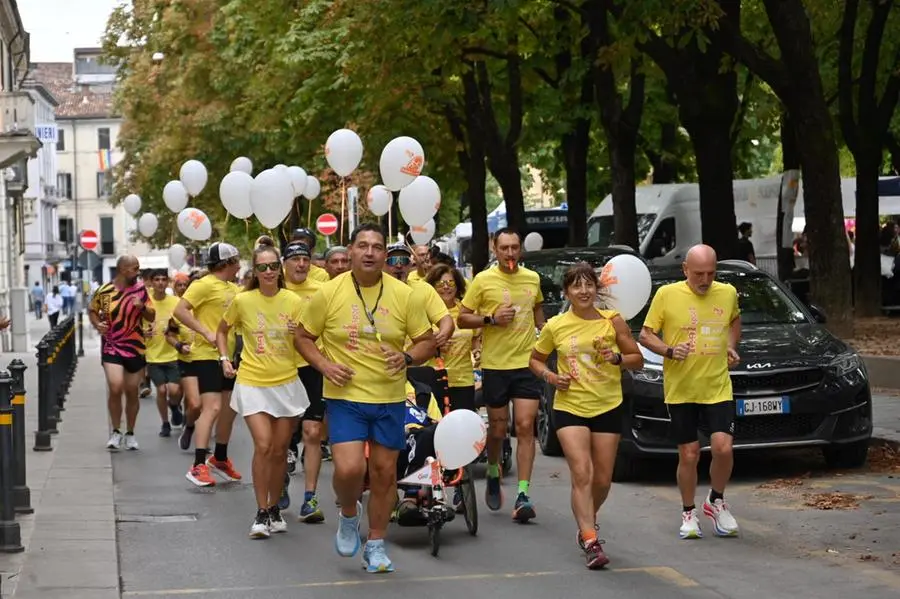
292, 228, 317, 243
283, 241, 311, 260
387, 243, 411, 256
206, 242, 240, 266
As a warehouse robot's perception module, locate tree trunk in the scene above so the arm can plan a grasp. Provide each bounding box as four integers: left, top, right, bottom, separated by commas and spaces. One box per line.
854, 153, 882, 316
776, 112, 800, 281
607, 133, 639, 249
653, 121, 678, 184
562, 115, 590, 246
460, 69, 491, 273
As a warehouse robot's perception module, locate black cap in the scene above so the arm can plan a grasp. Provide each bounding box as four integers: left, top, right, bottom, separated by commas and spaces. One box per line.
206, 242, 239, 266
292, 228, 317, 244
283, 242, 311, 260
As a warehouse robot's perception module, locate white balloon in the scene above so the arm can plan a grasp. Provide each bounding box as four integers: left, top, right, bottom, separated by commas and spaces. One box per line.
366, 185, 393, 216
434, 409, 487, 470
163, 180, 189, 213
274, 164, 288, 173
523, 232, 544, 252
599, 254, 652, 320
304, 176, 321, 200
325, 129, 363, 177
179, 159, 208, 197
251, 168, 294, 230
137, 213, 158, 237
379, 136, 424, 191
230, 156, 253, 175
219, 171, 254, 219
398, 175, 440, 227
286, 166, 308, 198
177, 207, 212, 241
123, 193, 142, 216
168, 243, 187, 269
409, 219, 436, 245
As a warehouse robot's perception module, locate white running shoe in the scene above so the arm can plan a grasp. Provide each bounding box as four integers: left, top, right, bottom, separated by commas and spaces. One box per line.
106, 431, 123, 451
703, 494, 739, 537
268, 507, 287, 533
679, 508, 703, 539
249, 510, 270, 539
124, 434, 140, 451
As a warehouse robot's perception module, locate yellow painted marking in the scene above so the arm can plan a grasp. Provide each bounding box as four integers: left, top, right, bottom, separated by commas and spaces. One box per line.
11, 394, 24, 405
0, 414, 12, 425
618, 566, 700, 587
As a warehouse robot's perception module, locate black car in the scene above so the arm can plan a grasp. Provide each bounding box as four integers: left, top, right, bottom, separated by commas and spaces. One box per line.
537, 260, 873, 481
520, 246, 643, 319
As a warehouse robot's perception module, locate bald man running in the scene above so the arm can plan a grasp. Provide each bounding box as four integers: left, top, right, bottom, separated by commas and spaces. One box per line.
638, 244, 742, 539
90, 255, 155, 451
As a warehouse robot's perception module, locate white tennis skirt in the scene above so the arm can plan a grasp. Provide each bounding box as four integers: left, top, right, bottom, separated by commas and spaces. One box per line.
230, 379, 309, 419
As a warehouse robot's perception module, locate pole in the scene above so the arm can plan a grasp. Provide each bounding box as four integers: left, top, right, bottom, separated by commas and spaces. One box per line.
8, 359, 31, 514
77, 310, 85, 357
0, 370, 23, 553
33, 340, 52, 451
340, 179, 346, 245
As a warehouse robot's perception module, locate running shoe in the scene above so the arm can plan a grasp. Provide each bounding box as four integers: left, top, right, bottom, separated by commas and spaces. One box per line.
277, 475, 290, 510
361, 539, 394, 573
485, 474, 502, 511
170, 404, 184, 427
702, 494, 739, 537
512, 492, 535, 523
334, 501, 362, 557
186, 464, 216, 487
576, 524, 600, 551
298, 496, 325, 523
106, 431, 123, 451
584, 539, 610, 569
321, 442, 332, 462
159, 422, 172, 438
178, 426, 194, 451
124, 434, 140, 451
140, 383, 152, 398
287, 448, 298, 475
206, 456, 242, 482
679, 508, 703, 539
249, 509, 270, 539
267, 506, 287, 533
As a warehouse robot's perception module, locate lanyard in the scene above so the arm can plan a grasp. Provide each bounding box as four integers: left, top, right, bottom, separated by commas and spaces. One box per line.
350, 273, 384, 332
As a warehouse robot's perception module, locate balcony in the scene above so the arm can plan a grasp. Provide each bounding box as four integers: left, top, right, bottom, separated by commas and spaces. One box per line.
0, 92, 40, 168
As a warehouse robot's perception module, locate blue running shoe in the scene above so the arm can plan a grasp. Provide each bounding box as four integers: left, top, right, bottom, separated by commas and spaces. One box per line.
298, 496, 325, 523
335, 501, 362, 557
361, 539, 395, 573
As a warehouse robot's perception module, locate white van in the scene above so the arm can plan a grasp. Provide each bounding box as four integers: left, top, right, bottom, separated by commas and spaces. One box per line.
588, 177, 783, 272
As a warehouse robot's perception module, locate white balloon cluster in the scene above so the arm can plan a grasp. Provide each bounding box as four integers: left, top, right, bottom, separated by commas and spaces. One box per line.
376, 135, 438, 244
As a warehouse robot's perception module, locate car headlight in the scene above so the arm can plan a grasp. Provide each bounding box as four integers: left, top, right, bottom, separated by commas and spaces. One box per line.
633, 362, 663, 384
829, 352, 861, 377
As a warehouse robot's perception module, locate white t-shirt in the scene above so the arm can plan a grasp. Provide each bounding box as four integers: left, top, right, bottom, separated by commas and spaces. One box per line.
46, 294, 63, 315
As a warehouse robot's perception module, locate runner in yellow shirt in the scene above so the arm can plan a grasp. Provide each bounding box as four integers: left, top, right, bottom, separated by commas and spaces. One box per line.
639, 244, 742, 540
324, 246, 350, 279
291, 228, 330, 282
458, 228, 545, 522
167, 274, 197, 450
407, 244, 432, 286
145, 269, 184, 438
531, 263, 643, 569
295, 223, 435, 573
217, 243, 309, 539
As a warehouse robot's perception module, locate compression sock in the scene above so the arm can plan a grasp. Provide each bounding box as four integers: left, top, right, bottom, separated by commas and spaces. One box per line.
194, 448, 207, 467
581, 528, 597, 544
709, 489, 724, 503
683, 504, 696, 513
486, 462, 500, 478
214, 443, 228, 462
517, 480, 530, 495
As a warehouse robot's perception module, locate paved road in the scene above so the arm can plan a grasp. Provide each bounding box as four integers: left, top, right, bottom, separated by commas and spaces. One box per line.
111, 391, 900, 599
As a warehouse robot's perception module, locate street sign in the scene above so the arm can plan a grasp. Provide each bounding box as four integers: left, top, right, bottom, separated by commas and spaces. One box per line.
79, 229, 99, 251
316, 213, 339, 237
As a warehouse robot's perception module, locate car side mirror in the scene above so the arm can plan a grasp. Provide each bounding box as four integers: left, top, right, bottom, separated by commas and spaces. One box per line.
808, 303, 827, 323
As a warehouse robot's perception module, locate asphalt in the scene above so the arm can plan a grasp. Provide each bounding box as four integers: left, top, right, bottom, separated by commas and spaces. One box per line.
1, 315, 900, 598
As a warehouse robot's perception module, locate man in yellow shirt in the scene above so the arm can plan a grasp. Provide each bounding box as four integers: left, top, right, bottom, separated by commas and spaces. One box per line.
324, 246, 350, 279
639, 244, 742, 540
407, 244, 432, 285
296, 223, 435, 573
174, 243, 244, 488
291, 228, 330, 282
458, 228, 546, 523
145, 269, 184, 438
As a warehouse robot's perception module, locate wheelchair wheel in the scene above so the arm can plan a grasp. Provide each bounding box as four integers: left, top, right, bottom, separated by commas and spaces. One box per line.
428, 521, 441, 557
461, 466, 478, 536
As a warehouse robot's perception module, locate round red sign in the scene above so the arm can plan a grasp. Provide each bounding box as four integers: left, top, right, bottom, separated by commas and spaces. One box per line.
80, 229, 99, 251
316, 213, 339, 237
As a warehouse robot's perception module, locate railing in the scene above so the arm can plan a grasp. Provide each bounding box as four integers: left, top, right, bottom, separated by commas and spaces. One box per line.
0, 315, 79, 552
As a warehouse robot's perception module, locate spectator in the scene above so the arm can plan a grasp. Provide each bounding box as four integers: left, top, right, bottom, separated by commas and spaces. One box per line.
46, 286, 63, 327
30, 282, 44, 319
736, 222, 755, 265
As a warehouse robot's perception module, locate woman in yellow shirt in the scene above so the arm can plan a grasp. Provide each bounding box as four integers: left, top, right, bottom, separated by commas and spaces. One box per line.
530, 262, 643, 570
216, 244, 309, 540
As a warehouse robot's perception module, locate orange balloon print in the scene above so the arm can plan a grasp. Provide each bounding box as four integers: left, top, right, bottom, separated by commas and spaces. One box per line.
599, 262, 619, 287
400, 151, 423, 176
187, 210, 206, 230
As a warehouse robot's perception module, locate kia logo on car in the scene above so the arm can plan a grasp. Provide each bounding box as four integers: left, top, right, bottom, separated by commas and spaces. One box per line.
747, 362, 773, 370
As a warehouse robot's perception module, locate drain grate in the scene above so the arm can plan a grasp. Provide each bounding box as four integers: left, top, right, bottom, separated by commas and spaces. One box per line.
117, 514, 198, 523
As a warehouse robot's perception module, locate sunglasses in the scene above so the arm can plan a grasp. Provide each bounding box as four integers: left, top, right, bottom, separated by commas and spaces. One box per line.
386, 256, 411, 266
435, 280, 456, 289
254, 262, 282, 273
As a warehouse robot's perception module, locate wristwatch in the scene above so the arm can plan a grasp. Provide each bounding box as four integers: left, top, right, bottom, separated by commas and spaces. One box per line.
483, 315, 495, 325
665, 347, 674, 359
403, 352, 413, 366
219, 355, 230, 363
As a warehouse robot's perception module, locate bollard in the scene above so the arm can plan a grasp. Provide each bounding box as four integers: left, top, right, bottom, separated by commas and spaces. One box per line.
33, 341, 53, 452
48, 328, 61, 430
0, 371, 23, 553
77, 310, 85, 357
8, 360, 31, 514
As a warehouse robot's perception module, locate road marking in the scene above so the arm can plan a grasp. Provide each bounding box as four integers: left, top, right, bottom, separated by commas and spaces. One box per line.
617, 566, 700, 587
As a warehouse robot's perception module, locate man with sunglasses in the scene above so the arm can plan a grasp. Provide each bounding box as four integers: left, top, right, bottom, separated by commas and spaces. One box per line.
174, 242, 244, 487
296, 223, 435, 573
291, 228, 330, 282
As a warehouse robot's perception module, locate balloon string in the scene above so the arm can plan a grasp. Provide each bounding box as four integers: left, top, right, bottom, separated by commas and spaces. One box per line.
340, 179, 346, 245
244, 219, 250, 251
307, 198, 313, 229
222, 213, 230, 242
388, 199, 393, 243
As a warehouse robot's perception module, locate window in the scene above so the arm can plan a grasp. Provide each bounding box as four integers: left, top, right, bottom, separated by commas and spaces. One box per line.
58, 217, 74, 244
57, 173, 72, 199
645, 217, 676, 259
57, 128, 65, 151
96, 171, 111, 198
100, 216, 114, 255
98, 127, 110, 150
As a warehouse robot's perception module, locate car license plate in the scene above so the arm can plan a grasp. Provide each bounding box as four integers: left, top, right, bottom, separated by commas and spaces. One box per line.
736, 397, 790, 416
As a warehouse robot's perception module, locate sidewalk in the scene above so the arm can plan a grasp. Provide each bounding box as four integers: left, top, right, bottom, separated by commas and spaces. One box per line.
872, 394, 900, 444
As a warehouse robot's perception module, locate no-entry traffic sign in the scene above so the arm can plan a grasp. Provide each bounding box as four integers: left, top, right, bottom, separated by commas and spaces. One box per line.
80, 229, 99, 251
316, 213, 339, 237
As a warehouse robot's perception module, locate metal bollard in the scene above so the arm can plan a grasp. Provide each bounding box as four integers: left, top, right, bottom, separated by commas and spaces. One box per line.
8, 360, 31, 514
0, 371, 23, 553
49, 329, 62, 429
77, 310, 85, 357
33, 341, 53, 452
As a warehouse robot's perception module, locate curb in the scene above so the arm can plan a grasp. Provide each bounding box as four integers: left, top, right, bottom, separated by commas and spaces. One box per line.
862, 355, 900, 390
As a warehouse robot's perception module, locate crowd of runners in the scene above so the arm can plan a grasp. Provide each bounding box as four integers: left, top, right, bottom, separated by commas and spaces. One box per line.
89, 223, 742, 572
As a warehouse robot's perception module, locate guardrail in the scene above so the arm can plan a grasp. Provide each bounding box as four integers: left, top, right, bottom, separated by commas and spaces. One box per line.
0, 315, 79, 553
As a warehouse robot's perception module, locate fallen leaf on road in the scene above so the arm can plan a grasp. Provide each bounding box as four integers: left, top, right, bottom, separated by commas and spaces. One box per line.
867, 442, 900, 473
802, 492, 874, 510
859, 554, 881, 562
758, 478, 806, 490
844, 317, 900, 356
549, 472, 560, 479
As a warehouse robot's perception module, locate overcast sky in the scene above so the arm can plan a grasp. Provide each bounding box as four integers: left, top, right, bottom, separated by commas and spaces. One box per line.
20, 0, 121, 62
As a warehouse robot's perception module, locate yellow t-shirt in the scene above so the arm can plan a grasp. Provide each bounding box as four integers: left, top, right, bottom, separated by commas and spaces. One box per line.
145, 295, 180, 364
181, 274, 240, 361
174, 317, 195, 363
535, 309, 623, 417
642, 281, 740, 405
409, 278, 450, 326
407, 270, 426, 286
309, 264, 330, 282
428, 303, 478, 388
286, 277, 324, 367
461, 265, 543, 370
223, 289, 304, 387
301, 272, 432, 404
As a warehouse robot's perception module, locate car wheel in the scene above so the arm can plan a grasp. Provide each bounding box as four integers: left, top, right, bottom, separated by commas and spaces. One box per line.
612, 453, 643, 482
822, 439, 870, 469
537, 389, 563, 457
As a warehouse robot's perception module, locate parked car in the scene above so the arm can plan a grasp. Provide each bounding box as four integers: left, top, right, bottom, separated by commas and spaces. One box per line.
537, 260, 873, 481
520, 246, 642, 319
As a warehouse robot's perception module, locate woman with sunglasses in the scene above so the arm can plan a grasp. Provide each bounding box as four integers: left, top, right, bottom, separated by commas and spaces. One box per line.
216, 244, 309, 539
